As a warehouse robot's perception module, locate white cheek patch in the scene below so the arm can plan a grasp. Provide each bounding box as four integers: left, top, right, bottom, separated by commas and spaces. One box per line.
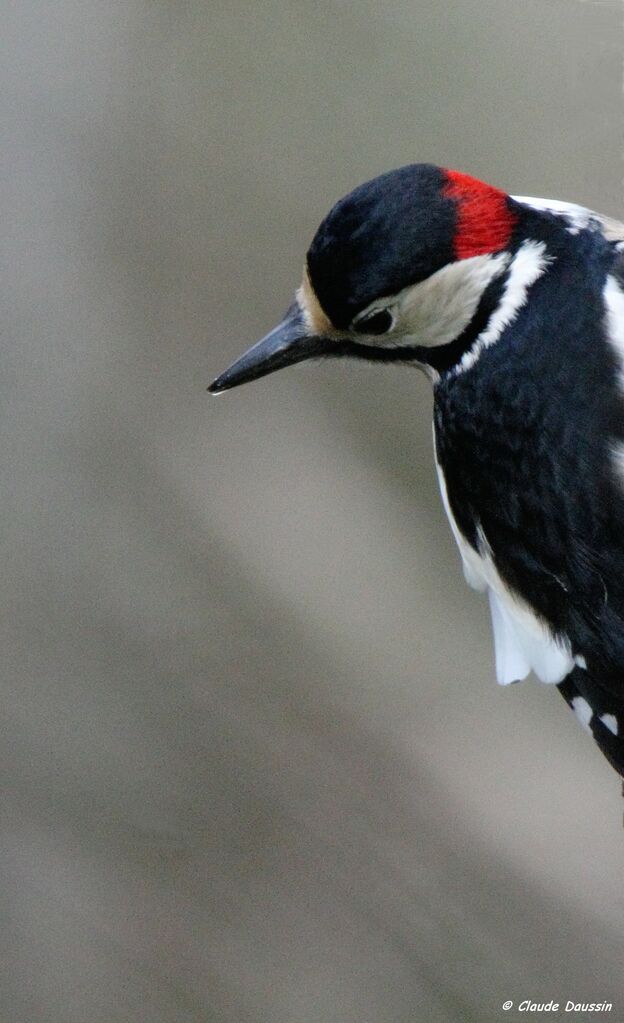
396, 252, 509, 348
353, 252, 509, 351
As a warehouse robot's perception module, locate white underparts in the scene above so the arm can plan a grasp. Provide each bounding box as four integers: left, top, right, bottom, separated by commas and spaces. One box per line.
455, 240, 551, 375
433, 435, 575, 687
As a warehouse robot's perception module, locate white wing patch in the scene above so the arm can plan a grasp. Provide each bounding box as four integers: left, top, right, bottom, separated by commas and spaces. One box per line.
600, 713, 618, 736
434, 445, 574, 686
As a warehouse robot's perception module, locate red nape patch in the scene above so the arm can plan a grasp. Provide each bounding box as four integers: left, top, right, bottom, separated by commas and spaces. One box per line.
443, 169, 517, 261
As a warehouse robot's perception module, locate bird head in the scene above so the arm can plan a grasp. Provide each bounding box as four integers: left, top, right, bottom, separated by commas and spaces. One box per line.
209, 164, 521, 392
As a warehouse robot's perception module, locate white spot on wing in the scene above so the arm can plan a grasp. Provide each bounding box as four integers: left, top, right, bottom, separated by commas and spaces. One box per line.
574, 654, 587, 669
572, 696, 593, 733
456, 240, 551, 374
600, 713, 618, 736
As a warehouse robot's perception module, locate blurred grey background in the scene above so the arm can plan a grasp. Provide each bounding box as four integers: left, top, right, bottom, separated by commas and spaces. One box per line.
3, 2, 624, 1021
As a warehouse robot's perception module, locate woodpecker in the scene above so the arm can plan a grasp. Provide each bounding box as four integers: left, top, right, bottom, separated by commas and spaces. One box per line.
209, 163, 624, 778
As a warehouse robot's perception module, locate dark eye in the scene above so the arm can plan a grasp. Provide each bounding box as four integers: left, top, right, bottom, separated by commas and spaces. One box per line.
353, 309, 394, 335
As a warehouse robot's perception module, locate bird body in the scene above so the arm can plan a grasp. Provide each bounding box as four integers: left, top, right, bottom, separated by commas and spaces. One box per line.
210, 164, 624, 778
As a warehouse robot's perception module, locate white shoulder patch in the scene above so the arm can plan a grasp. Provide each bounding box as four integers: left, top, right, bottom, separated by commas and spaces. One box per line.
434, 441, 574, 686
513, 195, 624, 242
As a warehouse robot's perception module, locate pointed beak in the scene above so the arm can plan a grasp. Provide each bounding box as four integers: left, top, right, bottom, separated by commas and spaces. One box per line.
208, 303, 331, 394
